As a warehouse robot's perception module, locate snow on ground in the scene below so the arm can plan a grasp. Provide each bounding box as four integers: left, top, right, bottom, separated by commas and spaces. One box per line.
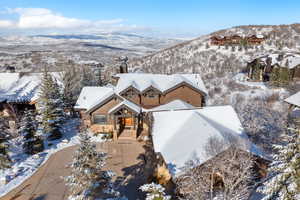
233, 73, 267, 89
0, 118, 105, 197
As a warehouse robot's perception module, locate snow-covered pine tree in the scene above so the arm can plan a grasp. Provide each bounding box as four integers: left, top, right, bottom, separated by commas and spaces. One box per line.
19, 109, 44, 154
37, 69, 65, 140
0, 118, 10, 169
260, 125, 300, 200
139, 183, 171, 200
65, 131, 117, 200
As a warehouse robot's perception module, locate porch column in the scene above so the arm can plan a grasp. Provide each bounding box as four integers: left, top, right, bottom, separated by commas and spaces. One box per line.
113, 115, 116, 129
134, 114, 136, 129
113, 130, 118, 141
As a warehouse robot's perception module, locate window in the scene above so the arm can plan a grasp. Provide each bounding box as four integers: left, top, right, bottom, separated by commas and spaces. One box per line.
93, 115, 107, 124
144, 89, 156, 98
124, 89, 136, 98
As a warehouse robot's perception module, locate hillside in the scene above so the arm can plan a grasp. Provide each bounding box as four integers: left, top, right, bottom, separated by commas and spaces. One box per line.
130, 24, 300, 75
130, 24, 300, 153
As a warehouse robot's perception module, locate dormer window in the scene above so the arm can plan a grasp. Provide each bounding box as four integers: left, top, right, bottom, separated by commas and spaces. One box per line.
124, 89, 136, 98
144, 89, 156, 98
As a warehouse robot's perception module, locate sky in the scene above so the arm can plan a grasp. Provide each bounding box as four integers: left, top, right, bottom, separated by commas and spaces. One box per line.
0, 0, 300, 37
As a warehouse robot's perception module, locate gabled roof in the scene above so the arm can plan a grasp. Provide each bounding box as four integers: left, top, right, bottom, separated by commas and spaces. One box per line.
108, 99, 141, 114
285, 91, 300, 107
151, 105, 264, 177
114, 73, 208, 95
0, 72, 60, 103
74, 86, 115, 111
148, 100, 195, 112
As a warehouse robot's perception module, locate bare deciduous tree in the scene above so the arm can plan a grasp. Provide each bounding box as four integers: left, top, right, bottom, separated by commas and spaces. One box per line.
175, 136, 255, 200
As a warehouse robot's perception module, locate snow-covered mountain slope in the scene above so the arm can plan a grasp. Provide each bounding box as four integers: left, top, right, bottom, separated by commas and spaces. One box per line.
130, 24, 300, 75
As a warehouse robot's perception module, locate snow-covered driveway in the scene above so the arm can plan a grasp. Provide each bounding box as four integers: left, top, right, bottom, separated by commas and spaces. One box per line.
0, 140, 147, 200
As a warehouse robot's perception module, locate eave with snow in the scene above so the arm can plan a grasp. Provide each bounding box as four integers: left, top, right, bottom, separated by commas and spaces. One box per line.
285, 91, 300, 109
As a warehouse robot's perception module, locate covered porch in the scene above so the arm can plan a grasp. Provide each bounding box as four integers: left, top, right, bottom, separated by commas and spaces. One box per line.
109, 101, 143, 140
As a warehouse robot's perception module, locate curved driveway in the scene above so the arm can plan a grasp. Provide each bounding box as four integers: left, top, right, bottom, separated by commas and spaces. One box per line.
1, 140, 146, 200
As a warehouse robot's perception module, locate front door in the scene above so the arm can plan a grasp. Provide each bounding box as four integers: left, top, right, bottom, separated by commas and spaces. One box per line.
124, 117, 133, 127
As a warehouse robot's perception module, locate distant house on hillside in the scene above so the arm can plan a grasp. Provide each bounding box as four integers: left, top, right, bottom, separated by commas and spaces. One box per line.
247, 54, 300, 83
148, 106, 267, 193
74, 73, 207, 140
210, 34, 265, 46
247, 34, 265, 45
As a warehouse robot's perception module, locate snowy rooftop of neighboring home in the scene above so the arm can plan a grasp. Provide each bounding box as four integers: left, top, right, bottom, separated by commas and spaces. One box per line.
0, 72, 60, 103
253, 53, 300, 69
74, 86, 115, 111
285, 91, 300, 107
147, 100, 195, 112
151, 105, 263, 177
114, 73, 208, 95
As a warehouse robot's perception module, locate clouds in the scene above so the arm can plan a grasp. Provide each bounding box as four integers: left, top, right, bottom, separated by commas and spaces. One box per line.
0, 7, 143, 33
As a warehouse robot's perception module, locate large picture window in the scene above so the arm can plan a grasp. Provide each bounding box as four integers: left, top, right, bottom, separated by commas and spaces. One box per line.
93, 115, 107, 124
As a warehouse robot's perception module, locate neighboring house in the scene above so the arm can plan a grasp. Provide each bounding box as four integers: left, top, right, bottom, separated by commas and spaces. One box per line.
0, 72, 60, 131
149, 105, 266, 189
210, 34, 265, 46
247, 53, 300, 82
74, 73, 207, 140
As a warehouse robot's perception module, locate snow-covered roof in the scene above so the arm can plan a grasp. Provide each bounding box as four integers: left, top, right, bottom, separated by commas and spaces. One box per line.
151, 105, 263, 176
254, 53, 300, 69
74, 86, 115, 111
108, 99, 141, 114
0, 72, 60, 103
285, 91, 300, 107
114, 73, 208, 95
148, 100, 195, 112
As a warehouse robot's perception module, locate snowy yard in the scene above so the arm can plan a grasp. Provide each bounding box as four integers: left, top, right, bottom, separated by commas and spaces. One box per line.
0, 118, 104, 197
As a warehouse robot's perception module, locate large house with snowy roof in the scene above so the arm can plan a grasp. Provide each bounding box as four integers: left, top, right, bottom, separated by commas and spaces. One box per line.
247, 53, 300, 82
74, 73, 207, 140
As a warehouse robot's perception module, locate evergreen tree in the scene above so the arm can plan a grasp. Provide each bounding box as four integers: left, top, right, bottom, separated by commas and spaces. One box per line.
65, 131, 117, 200
260, 125, 300, 200
37, 69, 64, 140
139, 183, 171, 200
0, 118, 10, 170
19, 109, 44, 154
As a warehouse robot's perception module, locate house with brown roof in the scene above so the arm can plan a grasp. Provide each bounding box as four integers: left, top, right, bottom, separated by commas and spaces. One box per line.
210, 34, 265, 46
74, 73, 207, 140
